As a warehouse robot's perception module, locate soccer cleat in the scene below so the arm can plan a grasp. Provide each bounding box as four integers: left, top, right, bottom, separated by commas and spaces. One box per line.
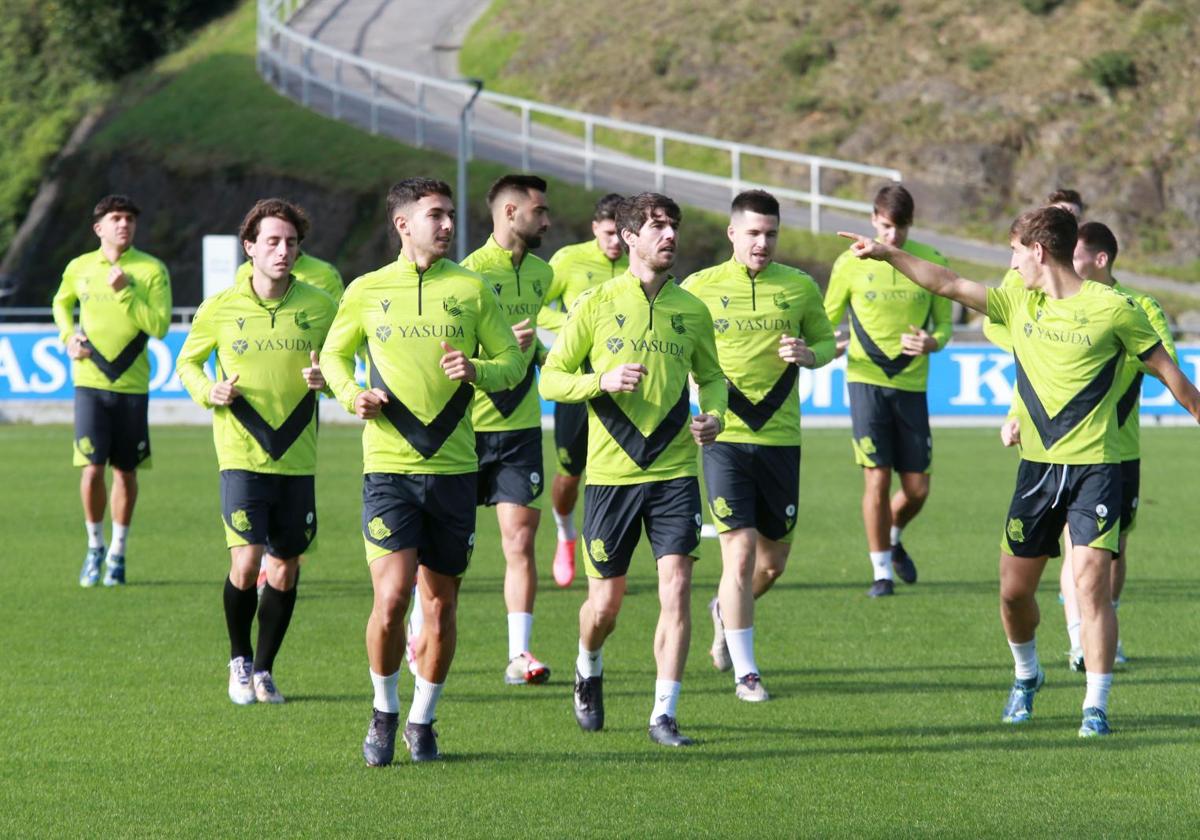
102, 554, 125, 587
573, 670, 604, 732
505, 652, 551, 685
253, 670, 285, 704
1001, 669, 1045, 724
1068, 647, 1085, 672
553, 538, 577, 587
403, 721, 440, 762
363, 709, 399, 767
1078, 706, 1112, 737
79, 546, 105, 587
648, 714, 694, 747
735, 673, 769, 703
867, 579, 895, 598
891, 542, 918, 584
1114, 640, 1128, 665
227, 656, 255, 705
709, 596, 731, 672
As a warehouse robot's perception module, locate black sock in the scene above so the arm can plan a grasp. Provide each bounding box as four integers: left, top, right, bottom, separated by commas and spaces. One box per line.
223, 577, 257, 662
253, 581, 298, 673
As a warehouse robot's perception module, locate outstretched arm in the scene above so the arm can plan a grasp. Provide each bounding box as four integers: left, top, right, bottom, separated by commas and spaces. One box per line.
1141, 344, 1200, 422
837, 232, 989, 314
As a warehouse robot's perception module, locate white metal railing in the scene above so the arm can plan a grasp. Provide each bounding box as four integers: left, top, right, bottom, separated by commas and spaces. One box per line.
0, 307, 199, 323
255, 0, 901, 233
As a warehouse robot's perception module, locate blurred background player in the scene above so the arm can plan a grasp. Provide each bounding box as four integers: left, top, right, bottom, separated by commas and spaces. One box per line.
824, 185, 951, 596
540, 193, 628, 586
52, 195, 172, 587
682, 190, 836, 701
177, 199, 335, 705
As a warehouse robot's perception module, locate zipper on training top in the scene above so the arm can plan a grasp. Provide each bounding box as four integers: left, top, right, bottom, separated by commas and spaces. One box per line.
417, 265, 425, 315
258, 278, 295, 328
750, 274, 757, 311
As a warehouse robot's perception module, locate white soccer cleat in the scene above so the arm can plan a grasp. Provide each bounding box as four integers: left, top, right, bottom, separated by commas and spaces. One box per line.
253, 670, 285, 704
228, 657, 255, 705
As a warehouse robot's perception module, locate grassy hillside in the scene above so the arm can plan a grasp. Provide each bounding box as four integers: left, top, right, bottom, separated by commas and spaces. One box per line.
462, 0, 1200, 279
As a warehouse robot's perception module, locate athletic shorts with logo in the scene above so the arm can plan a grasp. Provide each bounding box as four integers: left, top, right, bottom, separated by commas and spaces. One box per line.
703, 442, 799, 543
1120, 459, 1139, 534
554, 401, 588, 477
221, 470, 316, 558
581, 477, 701, 579
475, 428, 544, 508
73, 386, 151, 470
848, 382, 931, 472
1002, 460, 1121, 558
362, 472, 477, 576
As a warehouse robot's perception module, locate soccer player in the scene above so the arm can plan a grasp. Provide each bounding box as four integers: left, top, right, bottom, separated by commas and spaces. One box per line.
235, 249, 343, 300
824, 185, 951, 596
839, 206, 1200, 737
177, 199, 336, 705
540, 192, 727, 747
52, 195, 172, 587
541, 193, 628, 587
458, 174, 553, 686
321, 178, 524, 765
681, 189, 835, 702
1001, 222, 1176, 671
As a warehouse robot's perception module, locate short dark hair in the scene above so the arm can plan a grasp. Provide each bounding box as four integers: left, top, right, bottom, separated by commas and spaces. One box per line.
486, 174, 548, 208
93, 194, 140, 222
873, 184, 914, 228
386, 178, 453, 220
731, 189, 780, 219
593, 193, 623, 223
1046, 188, 1085, 214
1077, 221, 1118, 264
1009, 206, 1077, 265
239, 198, 310, 243
616, 193, 681, 248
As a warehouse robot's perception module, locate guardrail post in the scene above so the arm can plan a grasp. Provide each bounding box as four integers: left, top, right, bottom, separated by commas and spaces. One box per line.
809, 162, 821, 233
655, 134, 665, 191
370, 71, 380, 135
301, 48, 310, 106
415, 82, 425, 147
466, 107, 475, 161
333, 58, 342, 119
521, 106, 531, 172
731, 148, 741, 198
585, 119, 595, 190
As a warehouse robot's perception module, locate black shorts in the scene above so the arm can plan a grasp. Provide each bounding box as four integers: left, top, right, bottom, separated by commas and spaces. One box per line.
220, 470, 316, 558
848, 382, 931, 473
554, 401, 588, 477
1120, 459, 1140, 534
581, 477, 701, 579
362, 472, 477, 576
702, 442, 799, 543
1002, 461, 1121, 558
475, 428, 544, 508
73, 386, 150, 471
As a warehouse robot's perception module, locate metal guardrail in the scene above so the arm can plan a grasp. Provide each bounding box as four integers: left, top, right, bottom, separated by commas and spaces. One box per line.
0, 307, 200, 324
255, 0, 901, 233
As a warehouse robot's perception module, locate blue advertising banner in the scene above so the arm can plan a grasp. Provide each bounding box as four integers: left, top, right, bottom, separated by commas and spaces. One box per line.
0, 324, 1195, 419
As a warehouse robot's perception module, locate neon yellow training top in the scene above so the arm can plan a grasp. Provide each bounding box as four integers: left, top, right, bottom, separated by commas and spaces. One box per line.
540, 239, 628, 333
235, 252, 344, 302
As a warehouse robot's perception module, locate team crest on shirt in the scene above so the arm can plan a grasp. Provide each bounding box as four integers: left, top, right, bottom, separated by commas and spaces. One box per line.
235, 317, 245, 331
713, 318, 730, 334
231, 509, 251, 532
367, 517, 392, 540
1074, 311, 1089, 326
773, 292, 790, 310
606, 337, 624, 353
293, 310, 311, 330
615, 314, 626, 328
375, 325, 392, 343
712, 497, 733, 519
443, 296, 463, 317
589, 539, 609, 564
670, 314, 686, 334
380, 299, 391, 313
532, 279, 543, 298
1007, 517, 1025, 544
1024, 323, 1034, 337
720, 295, 730, 309
232, 339, 249, 355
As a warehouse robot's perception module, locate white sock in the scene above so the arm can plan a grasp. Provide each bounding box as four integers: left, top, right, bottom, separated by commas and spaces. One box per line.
408, 586, 425, 637
869, 550, 894, 581
408, 676, 443, 724
1083, 671, 1112, 712
650, 680, 681, 723
889, 525, 903, 545
86, 521, 104, 550
370, 669, 400, 714
576, 641, 602, 678
553, 509, 577, 542
507, 612, 533, 660
1008, 638, 1040, 680
1066, 620, 1082, 651
109, 523, 129, 557
725, 627, 759, 679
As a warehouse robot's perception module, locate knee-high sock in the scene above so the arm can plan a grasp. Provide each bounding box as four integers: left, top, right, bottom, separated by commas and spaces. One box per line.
223, 577, 257, 661
254, 581, 298, 673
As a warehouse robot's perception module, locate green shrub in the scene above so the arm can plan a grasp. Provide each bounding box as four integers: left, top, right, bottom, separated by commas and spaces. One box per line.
781, 35, 834, 77
965, 45, 995, 72
1020, 0, 1064, 14
1084, 51, 1138, 93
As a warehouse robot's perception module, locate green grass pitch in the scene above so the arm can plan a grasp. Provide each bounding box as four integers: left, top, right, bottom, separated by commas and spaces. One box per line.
3, 424, 1200, 836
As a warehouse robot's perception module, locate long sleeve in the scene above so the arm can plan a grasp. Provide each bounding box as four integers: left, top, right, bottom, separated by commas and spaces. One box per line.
320, 285, 367, 413
690, 307, 727, 426
472, 285, 525, 392
537, 265, 570, 333
52, 274, 77, 343
823, 252, 853, 327
1143, 294, 1177, 365
117, 265, 172, 338
539, 295, 602, 403
176, 302, 218, 409
800, 283, 837, 368
929, 290, 953, 350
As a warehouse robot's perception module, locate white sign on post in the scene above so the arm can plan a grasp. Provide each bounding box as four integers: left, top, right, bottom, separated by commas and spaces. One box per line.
202, 235, 242, 299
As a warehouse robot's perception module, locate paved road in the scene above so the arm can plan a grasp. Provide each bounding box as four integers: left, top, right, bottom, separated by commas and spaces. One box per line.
282, 0, 1193, 296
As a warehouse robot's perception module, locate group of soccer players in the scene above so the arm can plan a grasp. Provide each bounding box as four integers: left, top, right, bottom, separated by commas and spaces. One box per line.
52, 172, 1200, 764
